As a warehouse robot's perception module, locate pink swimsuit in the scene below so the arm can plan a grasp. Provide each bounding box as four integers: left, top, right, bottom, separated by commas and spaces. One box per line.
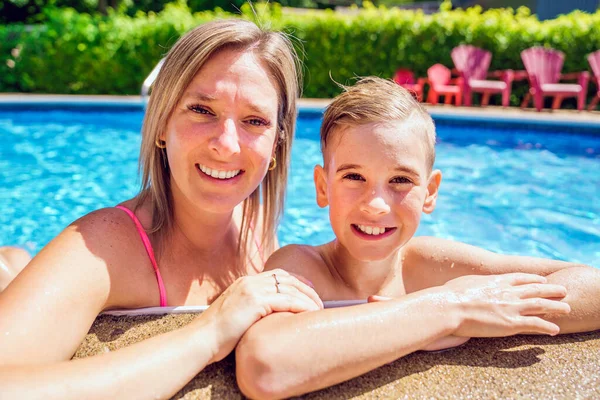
116, 205, 265, 307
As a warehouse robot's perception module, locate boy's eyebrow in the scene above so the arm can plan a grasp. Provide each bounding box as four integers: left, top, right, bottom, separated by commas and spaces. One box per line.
336, 164, 362, 173
394, 166, 420, 175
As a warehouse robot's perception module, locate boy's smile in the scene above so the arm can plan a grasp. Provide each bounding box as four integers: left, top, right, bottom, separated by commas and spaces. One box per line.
315, 120, 441, 261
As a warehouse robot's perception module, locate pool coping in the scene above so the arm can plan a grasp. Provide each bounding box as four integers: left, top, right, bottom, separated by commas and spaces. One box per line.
1, 94, 599, 130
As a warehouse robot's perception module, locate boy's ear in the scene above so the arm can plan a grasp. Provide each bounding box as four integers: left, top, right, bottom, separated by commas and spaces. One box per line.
422, 169, 442, 214
314, 165, 329, 208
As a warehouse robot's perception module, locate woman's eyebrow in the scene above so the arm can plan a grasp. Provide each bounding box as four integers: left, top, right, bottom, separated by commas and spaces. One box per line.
183, 92, 272, 115
184, 92, 216, 101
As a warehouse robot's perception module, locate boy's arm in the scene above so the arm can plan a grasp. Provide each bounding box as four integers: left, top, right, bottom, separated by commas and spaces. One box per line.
235, 246, 569, 399
402, 236, 600, 333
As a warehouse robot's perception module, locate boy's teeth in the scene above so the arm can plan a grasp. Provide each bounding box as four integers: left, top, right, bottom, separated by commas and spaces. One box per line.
357, 224, 387, 236
198, 164, 241, 180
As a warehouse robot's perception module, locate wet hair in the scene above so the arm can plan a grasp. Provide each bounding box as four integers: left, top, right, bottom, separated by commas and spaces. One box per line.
138, 19, 301, 257
320, 76, 436, 172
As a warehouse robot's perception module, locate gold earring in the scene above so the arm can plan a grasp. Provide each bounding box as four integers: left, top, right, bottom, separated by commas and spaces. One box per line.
155, 138, 166, 149
268, 157, 277, 171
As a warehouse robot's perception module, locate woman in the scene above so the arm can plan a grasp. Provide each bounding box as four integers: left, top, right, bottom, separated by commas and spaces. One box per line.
0, 19, 321, 398
0, 246, 31, 292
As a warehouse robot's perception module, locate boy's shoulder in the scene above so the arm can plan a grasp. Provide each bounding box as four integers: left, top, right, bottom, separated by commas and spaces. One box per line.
265, 244, 327, 274
264, 243, 334, 295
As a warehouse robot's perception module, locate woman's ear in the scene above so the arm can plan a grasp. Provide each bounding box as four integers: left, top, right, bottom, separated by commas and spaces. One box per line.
314, 165, 329, 208
423, 169, 442, 214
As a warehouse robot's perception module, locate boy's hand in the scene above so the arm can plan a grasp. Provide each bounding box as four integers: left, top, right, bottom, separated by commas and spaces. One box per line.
441, 273, 571, 338
367, 295, 470, 351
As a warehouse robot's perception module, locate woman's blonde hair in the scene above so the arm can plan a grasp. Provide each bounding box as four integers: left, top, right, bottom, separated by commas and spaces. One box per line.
321, 76, 436, 172
138, 19, 301, 258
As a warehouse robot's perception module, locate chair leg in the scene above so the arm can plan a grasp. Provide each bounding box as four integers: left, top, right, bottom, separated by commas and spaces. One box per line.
445, 94, 452, 105
521, 93, 531, 109
464, 90, 472, 107
502, 89, 510, 107
588, 95, 600, 111
428, 91, 438, 105
481, 93, 491, 106
533, 92, 544, 112
551, 96, 563, 110
455, 92, 462, 106
577, 92, 586, 111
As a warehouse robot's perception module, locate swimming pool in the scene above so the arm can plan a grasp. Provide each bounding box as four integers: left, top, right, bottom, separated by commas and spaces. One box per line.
1, 106, 599, 266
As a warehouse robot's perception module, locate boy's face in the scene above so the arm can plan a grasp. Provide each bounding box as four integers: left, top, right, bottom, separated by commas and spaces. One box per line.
315, 120, 441, 261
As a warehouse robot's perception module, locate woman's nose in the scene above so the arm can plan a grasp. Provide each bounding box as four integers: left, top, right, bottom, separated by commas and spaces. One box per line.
360, 190, 391, 215
210, 118, 241, 158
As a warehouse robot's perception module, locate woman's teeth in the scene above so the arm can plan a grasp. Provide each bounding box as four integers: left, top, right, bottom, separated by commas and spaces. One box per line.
356, 224, 389, 236
198, 164, 241, 180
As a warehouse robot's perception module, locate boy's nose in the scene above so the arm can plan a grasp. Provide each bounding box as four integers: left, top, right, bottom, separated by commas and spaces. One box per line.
210, 118, 241, 158
360, 191, 391, 215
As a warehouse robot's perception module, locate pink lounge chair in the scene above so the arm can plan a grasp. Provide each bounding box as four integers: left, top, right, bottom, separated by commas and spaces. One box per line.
393, 69, 426, 101
520, 47, 590, 111
426, 64, 463, 106
451, 45, 514, 107
588, 50, 600, 111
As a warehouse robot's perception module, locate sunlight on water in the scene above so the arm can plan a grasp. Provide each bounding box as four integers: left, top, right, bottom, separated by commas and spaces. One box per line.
1, 109, 599, 266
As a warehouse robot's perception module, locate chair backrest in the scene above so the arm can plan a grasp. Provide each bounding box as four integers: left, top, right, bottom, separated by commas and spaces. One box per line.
393, 69, 415, 85
521, 47, 564, 86
588, 50, 600, 80
451, 45, 491, 81
427, 64, 452, 87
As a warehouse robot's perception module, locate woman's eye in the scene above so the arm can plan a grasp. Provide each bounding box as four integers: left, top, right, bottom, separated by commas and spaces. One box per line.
246, 118, 269, 127
390, 176, 412, 184
188, 104, 212, 115
343, 173, 365, 181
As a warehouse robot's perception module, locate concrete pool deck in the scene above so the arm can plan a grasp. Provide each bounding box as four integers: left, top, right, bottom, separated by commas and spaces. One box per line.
1, 94, 600, 129
76, 313, 600, 399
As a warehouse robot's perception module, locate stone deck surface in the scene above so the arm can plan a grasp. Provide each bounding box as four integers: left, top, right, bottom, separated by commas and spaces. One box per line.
75, 314, 600, 399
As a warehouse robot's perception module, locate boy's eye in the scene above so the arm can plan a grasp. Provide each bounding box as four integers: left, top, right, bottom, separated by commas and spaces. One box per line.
343, 173, 365, 181
390, 176, 413, 184
188, 104, 213, 115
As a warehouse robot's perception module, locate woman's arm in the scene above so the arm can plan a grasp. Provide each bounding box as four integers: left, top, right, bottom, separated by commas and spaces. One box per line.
0, 209, 322, 399
402, 236, 600, 333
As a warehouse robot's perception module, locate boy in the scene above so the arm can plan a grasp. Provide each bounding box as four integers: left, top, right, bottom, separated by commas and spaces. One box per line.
236, 77, 600, 400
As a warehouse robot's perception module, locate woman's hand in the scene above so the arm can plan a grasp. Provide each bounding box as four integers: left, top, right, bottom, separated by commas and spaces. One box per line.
441, 273, 571, 338
197, 269, 323, 362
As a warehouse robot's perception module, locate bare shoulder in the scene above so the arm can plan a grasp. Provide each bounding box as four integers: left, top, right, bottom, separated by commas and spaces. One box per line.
265, 244, 326, 275
401, 236, 585, 292
264, 244, 332, 293
0, 206, 156, 365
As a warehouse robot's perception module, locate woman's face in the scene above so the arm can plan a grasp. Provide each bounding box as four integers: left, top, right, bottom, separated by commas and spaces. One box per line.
162, 49, 280, 215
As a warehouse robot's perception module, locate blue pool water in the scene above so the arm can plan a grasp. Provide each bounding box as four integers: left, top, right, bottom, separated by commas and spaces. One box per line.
1, 107, 599, 266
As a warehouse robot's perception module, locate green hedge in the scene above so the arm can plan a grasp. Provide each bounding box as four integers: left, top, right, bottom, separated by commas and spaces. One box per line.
2, 1, 600, 103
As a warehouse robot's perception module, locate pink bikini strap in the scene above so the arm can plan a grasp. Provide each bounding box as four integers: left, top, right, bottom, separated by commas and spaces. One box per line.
116, 205, 167, 307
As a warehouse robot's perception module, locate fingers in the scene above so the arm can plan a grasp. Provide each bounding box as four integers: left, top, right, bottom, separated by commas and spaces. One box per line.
517, 283, 567, 300
504, 273, 548, 286
262, 269, 324, 309
515, 316, 561, 336
264, 293, 322, 314
519, 298, 571, 316
368, 295, 392, 303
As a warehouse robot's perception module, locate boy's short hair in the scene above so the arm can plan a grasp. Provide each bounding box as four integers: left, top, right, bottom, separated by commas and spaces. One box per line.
320, 76, 436, 172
